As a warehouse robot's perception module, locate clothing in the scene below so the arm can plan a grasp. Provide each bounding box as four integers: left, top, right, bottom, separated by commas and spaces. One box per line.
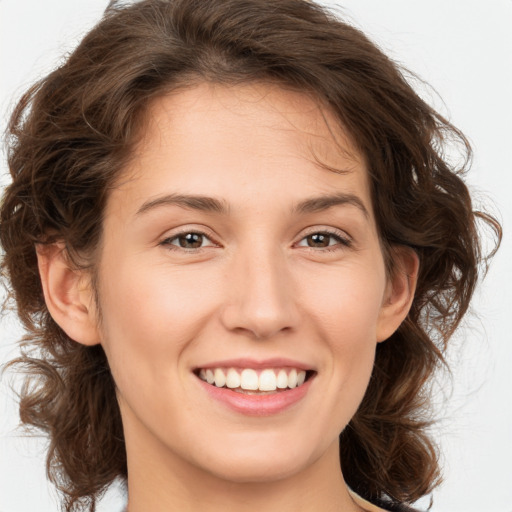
350, 490, 421, 512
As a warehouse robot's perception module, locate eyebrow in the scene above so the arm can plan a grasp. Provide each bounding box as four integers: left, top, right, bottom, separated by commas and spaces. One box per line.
135, 192, 369, 218
136, 194, 230, 216
293, 193, 369, 218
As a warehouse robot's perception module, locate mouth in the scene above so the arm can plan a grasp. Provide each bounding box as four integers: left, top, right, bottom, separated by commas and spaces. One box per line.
194, 367, 316, 395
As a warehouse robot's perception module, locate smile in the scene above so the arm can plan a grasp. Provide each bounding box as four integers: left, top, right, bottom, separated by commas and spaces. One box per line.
197, 367, 311, 393
194, 359, 316, 415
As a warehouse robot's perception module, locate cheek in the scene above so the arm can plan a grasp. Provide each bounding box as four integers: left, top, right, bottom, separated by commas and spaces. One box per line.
96, 257, 221, 384
302, 260, 386, 340
300, 260, 385, 400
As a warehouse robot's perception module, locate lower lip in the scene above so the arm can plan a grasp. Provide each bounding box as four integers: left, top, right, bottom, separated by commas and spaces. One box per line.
196, 375, 314, 416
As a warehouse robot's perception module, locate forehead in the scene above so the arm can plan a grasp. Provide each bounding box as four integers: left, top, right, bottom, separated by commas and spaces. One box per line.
108, 82, 372, 220
142, 82, 363, 170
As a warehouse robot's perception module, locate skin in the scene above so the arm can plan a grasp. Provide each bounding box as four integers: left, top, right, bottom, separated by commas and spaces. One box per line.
38, 82, 418, 512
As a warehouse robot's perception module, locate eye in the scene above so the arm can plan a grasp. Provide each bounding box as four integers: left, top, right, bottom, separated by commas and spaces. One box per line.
161, 231, 216, 250
296, 230, 351, 250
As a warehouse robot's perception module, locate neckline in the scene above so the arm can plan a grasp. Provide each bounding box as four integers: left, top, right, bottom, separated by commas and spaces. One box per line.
348, 489, 391, 512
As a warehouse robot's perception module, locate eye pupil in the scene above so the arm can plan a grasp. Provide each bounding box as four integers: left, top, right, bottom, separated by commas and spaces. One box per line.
307, 233, 329, 247
178, 233, 203, 248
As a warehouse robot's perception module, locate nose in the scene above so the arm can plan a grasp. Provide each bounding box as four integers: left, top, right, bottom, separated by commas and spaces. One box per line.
220, 244, 300, 340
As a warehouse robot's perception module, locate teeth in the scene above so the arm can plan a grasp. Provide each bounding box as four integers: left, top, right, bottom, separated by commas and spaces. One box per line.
214, 368, 226, 388
198, 367, 308, 392
240, 369, 259, 390
226, 368, 241, 389
276, 369, 288, 389
259, 369, 277, 391
288, 369, 298, 388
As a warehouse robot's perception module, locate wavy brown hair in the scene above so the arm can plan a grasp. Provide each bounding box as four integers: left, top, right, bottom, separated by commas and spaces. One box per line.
0, 1, 501, 511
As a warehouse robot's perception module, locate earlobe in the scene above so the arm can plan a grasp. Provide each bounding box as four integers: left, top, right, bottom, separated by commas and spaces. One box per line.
36, 243, 101, 346
376, 247, 419, 343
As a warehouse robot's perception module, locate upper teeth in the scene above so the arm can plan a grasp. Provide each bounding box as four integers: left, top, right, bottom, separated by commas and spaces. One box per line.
198, 368, 307, 391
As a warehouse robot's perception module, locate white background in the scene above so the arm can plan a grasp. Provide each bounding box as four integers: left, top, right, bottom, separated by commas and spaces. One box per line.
1, 1, 511, 511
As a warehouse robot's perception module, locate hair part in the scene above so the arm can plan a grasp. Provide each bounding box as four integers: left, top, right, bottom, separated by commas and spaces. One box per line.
0, 1, 501, 511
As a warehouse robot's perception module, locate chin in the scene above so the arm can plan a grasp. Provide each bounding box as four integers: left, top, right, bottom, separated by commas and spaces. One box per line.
192, 437, 321, 484
207, 456, 309, 484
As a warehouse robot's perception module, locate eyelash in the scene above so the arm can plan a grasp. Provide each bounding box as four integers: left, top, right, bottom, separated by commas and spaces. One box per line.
159, 229, 352, 253
296, 229, 352, 252
160, 230, 218, 252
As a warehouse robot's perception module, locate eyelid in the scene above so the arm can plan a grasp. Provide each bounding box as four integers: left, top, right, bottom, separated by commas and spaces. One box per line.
157, 225, 352, 252
295, 226, 353, 249
159, 226, 221, 251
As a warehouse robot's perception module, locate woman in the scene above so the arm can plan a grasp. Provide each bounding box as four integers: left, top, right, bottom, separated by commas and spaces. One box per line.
0, 1, 501, 511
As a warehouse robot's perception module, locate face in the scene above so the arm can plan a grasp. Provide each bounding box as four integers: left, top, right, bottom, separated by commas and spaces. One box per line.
89, 83, 408, 484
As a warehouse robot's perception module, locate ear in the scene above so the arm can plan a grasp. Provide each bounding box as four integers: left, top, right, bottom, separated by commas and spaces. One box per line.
36, 243, 101, 346
376, 246, 419, 343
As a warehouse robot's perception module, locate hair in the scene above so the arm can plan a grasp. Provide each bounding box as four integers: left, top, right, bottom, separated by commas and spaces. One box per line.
0, 0, 501, 511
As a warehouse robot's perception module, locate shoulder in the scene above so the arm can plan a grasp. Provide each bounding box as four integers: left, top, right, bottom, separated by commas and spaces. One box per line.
376, 503, 422, 512
349, 490, 423, 512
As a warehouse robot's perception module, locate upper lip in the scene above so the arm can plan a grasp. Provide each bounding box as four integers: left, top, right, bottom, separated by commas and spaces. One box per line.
193, 357, 315, 371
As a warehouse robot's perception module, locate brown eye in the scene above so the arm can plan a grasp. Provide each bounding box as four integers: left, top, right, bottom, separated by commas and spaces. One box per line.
306, 233, 331, 248
162, 231, 216, 250
176, 233, 204, 248
297, 231, 351, 250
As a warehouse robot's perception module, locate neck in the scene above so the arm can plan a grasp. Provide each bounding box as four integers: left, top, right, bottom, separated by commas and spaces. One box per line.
125, 436, 363, 512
